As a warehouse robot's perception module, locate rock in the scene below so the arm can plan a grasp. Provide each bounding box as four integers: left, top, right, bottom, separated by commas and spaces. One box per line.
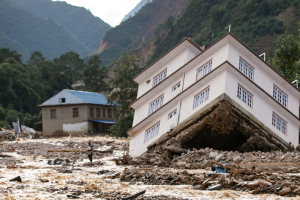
233, 156, 243, 164
67, 195, 80, 199
177, 162, 186, 167
40, 179, 49, 183
287, 167, 297, 173
209, 152, 218, 159
164, 145, 187, 154
207, 184, 221, 190
59, 169, 72, 173
149, 158, 156, 163
279, 187, 291, 196
215, 154, 224, 162
181, 170, 189, 175
247, 179, 272, 190
10, 176, 22, 182
97, 170, 109, 175
16, 185, 24, 189
201, 160, 212, 169
195, 175, 204, 181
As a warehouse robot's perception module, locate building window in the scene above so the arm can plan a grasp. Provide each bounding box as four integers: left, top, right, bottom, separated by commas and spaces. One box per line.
96, 108, 101, 117
272, 112, 287, 135
90, 108, 94, 118
73, 108, 79, 118
237, 85, 253, 108
144, 122, 160, 143
153, 69, 167, 87
50, 109, 56, 119
59, 98, 66, 103
168, 109, 177, 119
102, 108, 106, 118
172, 82, 181, 92
273, 85, 287, 107
149, 95, 164, 115
239, 57, 254, 80
108, 109, 112, 118
194, 87, 210, 109
197, 60, 212, 81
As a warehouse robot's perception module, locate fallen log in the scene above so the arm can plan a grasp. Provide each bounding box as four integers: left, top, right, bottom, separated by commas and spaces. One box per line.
0, 154, 13, 157
122, 190, 146, 200
48, 149, 113, 153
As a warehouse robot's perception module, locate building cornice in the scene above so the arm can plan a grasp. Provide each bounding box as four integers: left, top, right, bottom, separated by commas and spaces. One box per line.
133, 37, 202, 81
127, 61, 300, 136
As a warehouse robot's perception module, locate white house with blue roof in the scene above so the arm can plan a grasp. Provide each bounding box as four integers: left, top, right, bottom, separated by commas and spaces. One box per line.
39, 89, 116, 137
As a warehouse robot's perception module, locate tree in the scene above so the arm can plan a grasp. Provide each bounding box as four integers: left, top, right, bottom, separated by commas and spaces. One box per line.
83, 55, 110, 93
0, 107, 5, 121
5, 110, 23, 127
107, 52, 140, 137
27, 51, 45, 64
272, 32, 300, 81
0, 47, 22, 64
54, 52, 85, 87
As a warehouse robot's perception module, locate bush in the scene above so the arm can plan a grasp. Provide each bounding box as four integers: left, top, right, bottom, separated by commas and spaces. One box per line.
0, 107, 5, 120
0, 121, 7, 128
5, 110, 24, 126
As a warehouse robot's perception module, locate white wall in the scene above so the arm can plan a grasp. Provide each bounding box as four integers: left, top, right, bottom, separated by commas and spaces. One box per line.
224, 70, 299, 147
227, 43, 299, 117
129, 105, 178, 157
63, 122, 88, 133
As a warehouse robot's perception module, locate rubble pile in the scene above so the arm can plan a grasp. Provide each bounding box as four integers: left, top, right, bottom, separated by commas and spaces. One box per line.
120, 166, 300, 196
0, 131, 16, 142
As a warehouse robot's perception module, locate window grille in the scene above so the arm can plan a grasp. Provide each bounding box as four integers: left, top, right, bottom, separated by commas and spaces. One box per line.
194, 87, 210, 109
172, 82, 181, 92
50, 109, 56, 119
153, 69, 167, 87
149, 95, 164, 115
90, 108, 94, 118
108, 109, 112, 118
102, 108, 106, 118
272, 112, 287, 135
73, 108, 79, 118
273, 85, 287, 107
239, 58, 254, 80
197, 60, 212, 81
168, 109, 177, 119
96, 108, 101, 117
144, 122, 160, 143
237, 85, 253, 108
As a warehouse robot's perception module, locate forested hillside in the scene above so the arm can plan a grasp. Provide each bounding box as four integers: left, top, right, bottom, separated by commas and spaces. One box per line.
147, 0, 300, 65
97, 0, 191, 66
11, 0, 111, 52
0, 0, 92, 61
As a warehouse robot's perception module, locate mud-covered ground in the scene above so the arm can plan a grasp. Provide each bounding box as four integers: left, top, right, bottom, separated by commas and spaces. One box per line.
0, 136, 299, 200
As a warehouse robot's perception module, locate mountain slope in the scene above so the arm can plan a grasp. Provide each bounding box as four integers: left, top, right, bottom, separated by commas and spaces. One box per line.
11, 0, 111, 52
0, 31, 30, 60
0, 0, 92, 61
121, 0, 154, 23
146, 0, 300, 65
97, 0, 191, 67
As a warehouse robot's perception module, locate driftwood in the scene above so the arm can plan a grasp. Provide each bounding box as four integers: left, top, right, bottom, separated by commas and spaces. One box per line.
0, 154, 13, 158
48, 149, 113, 153
122, 190, 146, 200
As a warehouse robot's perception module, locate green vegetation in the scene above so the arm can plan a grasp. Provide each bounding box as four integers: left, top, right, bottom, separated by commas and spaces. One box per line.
271, 30, 300, 81
0, 47, 108, 130
147, 0, 299, 65
0, 0, 92, 61
11, 0, 111, 51
107, 53, 140, 137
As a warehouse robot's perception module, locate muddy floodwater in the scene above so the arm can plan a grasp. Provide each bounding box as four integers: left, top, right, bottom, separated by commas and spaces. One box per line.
0, 136, 299, 199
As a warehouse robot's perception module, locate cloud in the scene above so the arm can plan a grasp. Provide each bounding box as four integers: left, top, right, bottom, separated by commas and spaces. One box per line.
53, 0, 141, 27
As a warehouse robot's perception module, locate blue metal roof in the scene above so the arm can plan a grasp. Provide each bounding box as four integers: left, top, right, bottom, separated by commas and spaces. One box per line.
89, 120, 115, 124
65, 90, 116, 106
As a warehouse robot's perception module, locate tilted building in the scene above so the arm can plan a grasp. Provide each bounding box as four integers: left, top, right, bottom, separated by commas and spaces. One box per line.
128, 32, 300, 157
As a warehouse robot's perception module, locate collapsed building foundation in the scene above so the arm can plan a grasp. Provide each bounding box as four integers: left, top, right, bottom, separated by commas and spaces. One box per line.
146, 100, 289, 159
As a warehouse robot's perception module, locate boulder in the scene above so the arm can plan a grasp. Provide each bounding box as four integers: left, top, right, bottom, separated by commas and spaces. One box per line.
215, 154, 224, 162
279, 187, 291, 196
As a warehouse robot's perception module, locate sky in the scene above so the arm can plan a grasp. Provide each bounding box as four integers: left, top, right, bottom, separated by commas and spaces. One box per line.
53, 0, 141, 27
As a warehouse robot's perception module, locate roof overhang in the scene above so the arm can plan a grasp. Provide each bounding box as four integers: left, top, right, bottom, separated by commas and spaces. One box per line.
133, 38, 202, 84
89, 120, 115, 124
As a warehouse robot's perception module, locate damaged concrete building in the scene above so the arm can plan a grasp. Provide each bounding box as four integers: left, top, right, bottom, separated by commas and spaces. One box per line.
40, 90, 116, 137
127, 32, 300, 157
